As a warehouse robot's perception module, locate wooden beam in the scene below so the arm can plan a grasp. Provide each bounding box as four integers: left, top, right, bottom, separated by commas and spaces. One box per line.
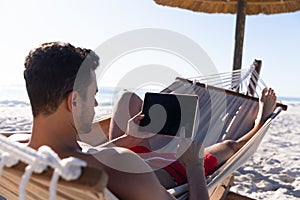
209, 175, 234, 200
209, 175, 256, 200
232, 0, 247, 91
176, 77, 288, 111
247, 59, 262, 96
232, 0, 247, 71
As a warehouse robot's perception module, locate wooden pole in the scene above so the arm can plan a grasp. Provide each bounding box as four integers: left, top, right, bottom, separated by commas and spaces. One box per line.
233, 0, 247, 71
232, 0, 247, 91
247, 59, 262, 96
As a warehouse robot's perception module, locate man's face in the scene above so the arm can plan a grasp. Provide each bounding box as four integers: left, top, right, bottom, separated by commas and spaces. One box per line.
73, 70, 98, 134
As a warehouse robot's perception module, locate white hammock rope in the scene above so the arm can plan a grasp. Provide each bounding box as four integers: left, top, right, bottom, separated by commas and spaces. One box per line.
19, 165, 35, 200
188, 68, 248, 87
49, 157, 87, 200
187, 66, 266, 98
0, 134, 87, 200
188, 68, 245, 80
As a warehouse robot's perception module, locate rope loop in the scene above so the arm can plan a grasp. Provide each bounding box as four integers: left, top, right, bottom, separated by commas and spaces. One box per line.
60, 157, 87, 181
37, 146, 61, 168
2, 152, 19, 168
0, 152, 19, 176
49, 157, 87, 200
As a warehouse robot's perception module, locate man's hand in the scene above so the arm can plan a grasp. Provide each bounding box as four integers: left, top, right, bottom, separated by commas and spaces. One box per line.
176, 128, 204, 168
126, 113, 156, 139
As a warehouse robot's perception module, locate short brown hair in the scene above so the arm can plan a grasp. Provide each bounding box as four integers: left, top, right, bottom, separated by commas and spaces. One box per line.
24, 42, 99, 117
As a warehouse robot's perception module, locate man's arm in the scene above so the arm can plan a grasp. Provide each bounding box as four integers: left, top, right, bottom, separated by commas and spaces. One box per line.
92, 147, 176, 200
185, 160, 209, 200
177, 130, 209, 200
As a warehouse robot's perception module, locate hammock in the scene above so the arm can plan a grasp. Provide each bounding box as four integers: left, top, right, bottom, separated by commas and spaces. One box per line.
159, 62, 287, 199
0, 134, 117, 200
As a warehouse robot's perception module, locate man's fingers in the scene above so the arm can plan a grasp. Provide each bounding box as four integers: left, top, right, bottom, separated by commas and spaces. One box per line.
131, 113, 145, 124
127, 113, 155, 138
136, 114, 145, 121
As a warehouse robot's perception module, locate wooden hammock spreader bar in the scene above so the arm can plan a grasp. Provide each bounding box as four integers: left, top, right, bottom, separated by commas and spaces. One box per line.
0, 160, 112, 200
175, 77, 287, 111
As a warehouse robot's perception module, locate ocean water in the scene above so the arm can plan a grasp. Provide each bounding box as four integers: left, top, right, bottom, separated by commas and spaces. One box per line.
1, 83, 299, 106
0, 84, 161, 132
0, 84, 161, 104
0, 83, 299, 132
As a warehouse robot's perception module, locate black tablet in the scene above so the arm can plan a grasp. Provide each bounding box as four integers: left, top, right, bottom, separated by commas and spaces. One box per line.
139, 92, 198, 138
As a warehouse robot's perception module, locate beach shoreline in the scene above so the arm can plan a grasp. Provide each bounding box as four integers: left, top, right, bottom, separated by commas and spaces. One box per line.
0, 101, 299, 199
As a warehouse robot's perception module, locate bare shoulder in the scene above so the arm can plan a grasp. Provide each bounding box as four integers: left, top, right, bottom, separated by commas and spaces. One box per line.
77, 147, 174, 200
88, 146, 153, 173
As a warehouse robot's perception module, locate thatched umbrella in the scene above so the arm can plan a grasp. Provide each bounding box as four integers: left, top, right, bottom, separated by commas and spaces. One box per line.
154, 0, 300, 71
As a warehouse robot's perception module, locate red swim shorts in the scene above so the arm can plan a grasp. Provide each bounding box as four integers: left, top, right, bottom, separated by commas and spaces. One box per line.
130, 146, 218, 185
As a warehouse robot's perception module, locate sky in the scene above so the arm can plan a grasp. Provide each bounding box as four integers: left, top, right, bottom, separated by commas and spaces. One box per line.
0, 0, 299, 98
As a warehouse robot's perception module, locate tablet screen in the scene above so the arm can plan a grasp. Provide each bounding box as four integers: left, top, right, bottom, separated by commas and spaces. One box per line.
139, 92, 198, 138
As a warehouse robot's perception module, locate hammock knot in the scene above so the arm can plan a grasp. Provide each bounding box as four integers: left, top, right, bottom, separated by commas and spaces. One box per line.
59, 157, 87, 181
38, 145, 61, 167
1, 152, 19, 168
29, 157, 47, 174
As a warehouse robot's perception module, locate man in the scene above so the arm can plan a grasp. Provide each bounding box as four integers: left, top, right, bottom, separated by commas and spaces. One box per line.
23, 42, 209, 200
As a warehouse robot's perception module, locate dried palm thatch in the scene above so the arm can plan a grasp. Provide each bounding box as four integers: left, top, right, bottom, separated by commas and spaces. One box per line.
153, 0, 300, 74
154, 0, 300, 15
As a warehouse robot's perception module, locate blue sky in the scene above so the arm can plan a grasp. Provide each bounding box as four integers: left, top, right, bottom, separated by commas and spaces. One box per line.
0, 0, 299, 98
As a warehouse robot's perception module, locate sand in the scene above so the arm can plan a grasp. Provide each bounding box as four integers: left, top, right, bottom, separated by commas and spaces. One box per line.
0, 101, 299, 199
230, 103, 300, 199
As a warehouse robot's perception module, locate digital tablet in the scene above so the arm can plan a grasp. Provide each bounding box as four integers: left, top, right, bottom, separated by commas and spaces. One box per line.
139, 92, 198, 138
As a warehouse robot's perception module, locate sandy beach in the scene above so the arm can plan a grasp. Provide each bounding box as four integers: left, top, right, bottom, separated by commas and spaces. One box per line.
230, 103, 300, 199
0, 101, 299, 199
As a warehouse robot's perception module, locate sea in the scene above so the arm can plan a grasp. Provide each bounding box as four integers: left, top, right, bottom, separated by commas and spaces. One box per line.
0, 83, 299, 132
0, 84, 160, 132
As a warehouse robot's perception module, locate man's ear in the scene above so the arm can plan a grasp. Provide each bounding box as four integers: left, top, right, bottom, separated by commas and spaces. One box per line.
67, 91, 79, 112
